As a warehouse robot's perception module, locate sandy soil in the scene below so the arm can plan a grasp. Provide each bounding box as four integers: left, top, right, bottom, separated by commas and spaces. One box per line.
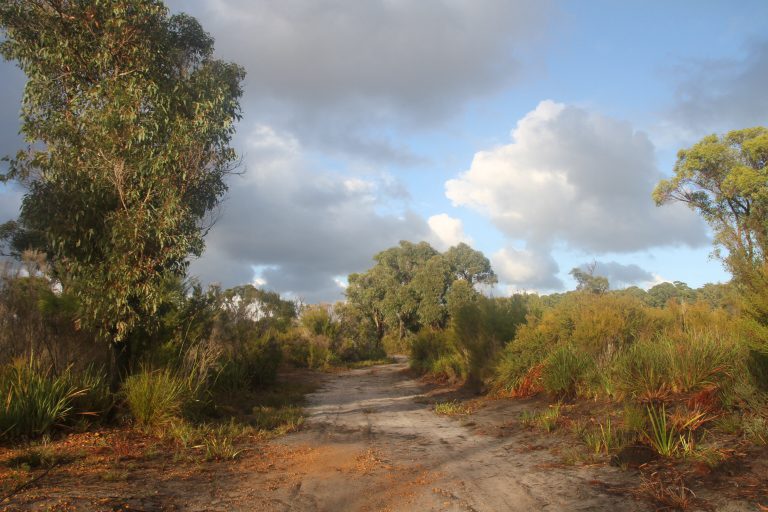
243, 358, 648, 512
2, 359, 765, 511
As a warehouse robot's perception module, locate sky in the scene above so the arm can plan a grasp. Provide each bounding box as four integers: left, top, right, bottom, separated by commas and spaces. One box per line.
2, 0, 768, 302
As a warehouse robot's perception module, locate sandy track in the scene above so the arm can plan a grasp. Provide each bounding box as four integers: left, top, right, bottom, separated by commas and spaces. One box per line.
251, 359, 647, 512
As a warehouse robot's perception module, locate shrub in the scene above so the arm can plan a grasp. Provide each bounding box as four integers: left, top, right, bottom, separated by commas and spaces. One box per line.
64, 365, 113, 422
644, 404, 679, 456
216, 334, 282, 391
493, 330, 550, 393
540, 344, 592, 398
0, 359, 80, 440
123, 368, 189, 428
430, 353, 467, 383
666, 330, 739, 393
409, 330, 449, 373
614, 339, 671, 402
582, 417, 627, 454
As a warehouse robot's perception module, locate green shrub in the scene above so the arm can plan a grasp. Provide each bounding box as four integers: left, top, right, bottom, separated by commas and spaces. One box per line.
430, 354, 467, 383
493, 330, 549, 392
614, 339, 671, 401
746, 349, 768, 392
123, 368, 189, 428
0, 359, 80, 440
409, 330, 449, 373
540, 344, 592, 398
666, 330, 739, 393
644, 404, 679, 457
251, 405, 304, 433
743, 415, 768, 445
216, 334, 282, 391
65, 365, 113, 422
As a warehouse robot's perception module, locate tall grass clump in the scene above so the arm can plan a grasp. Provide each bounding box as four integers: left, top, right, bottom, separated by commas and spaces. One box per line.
665, 330, 739, 393
614, 339, 671, 402
0, 358, 80, 440
123, 367, 189, 428
64, 365, 113, 421
540, 344, 592, 398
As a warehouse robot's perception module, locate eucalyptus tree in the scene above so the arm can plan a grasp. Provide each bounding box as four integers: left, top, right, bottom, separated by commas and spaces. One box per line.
654, 127, 768, 349
0, 1, 245, 380
346, 240, 497, 340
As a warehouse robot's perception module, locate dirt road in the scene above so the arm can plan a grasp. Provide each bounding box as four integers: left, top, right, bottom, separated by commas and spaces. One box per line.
5, 360, 761, 511
240, 359, 647, 511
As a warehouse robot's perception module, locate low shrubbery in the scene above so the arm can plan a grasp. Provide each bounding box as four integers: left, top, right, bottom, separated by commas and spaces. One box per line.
0, 358, 112, 440
409, 283, 767, 459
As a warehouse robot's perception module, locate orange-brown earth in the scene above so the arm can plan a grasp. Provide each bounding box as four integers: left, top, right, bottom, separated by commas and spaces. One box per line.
1, 360, 766, 511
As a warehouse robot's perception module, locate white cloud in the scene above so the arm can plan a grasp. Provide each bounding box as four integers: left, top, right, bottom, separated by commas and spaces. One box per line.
577, 260, 654, 289
166, 0, 555, 161
427, 213, 472, 251
189, 123, 430, 302
491, 245, 562, 291
446, 100, 709, 289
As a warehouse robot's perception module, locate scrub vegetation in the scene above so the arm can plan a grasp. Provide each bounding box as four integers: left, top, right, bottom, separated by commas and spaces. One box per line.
0, 0, 766, 509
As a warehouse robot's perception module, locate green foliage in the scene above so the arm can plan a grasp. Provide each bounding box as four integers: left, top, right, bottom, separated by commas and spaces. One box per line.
655, 127, 768, 352
493, 330, 549, 392
540, 344, 593, 398
215, 334, 282, 390
666, 330, 739, 393
409, 329, 459, 374
433, 400, 472, 416
520, 405, 561, 432
123, 367, 189, 428
644, 404, 679, 457
0, 1, 245, 365
743, 415, 768, 445
569, 266, 609, 294
0, 359, 80, 440
615, 339, 672, 401
450, 295, 529, 387
430, 354, 468, 383
347, 241, 496, 342
582, 418, 627, 455
64, 365, 114, 423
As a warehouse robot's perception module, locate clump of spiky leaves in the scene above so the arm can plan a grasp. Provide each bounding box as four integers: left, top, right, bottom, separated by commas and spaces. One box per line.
0, 358, 81, 440
123, 368, 190, 428
540, 345, 592, 399
520, 404, 561, 432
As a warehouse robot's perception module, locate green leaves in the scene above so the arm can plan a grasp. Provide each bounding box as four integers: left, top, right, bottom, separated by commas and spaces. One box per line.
346, 241, 496, 339
655, 127, 768, 354
0, 1, 244, 346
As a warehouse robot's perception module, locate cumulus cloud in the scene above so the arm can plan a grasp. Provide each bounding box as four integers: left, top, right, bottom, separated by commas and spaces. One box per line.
446, 100, 709, 288
427, 213, 472, 251
577, 261, 654, 289
492, 245, 562, 291
666, 40, 768, 138
188, 123, 431, 302
166, 0, 554, 161
447, 100, 706, 252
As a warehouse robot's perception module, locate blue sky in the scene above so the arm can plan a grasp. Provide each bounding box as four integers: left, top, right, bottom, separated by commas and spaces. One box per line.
2, 0, 767, 301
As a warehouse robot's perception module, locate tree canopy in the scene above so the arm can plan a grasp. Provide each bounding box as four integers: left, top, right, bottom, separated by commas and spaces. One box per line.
0, 0, 245, 372
654, 127, 768, 349
346, 241, 496, 341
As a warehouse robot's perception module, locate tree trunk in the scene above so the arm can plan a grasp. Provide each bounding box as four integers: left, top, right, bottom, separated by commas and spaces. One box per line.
109, 339, 131, 392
